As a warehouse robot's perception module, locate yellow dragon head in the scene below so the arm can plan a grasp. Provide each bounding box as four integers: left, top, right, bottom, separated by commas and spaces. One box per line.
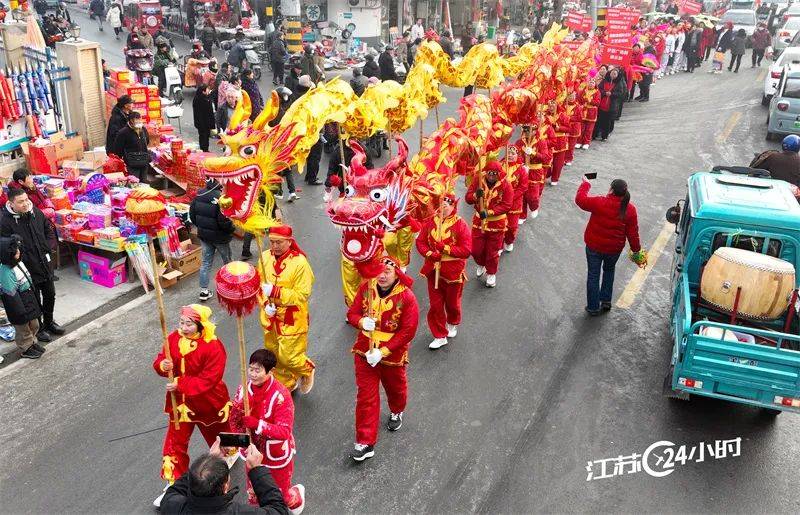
203, 91, 302, 232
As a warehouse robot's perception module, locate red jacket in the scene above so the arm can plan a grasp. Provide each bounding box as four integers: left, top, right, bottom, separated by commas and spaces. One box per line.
575, 181, 641, 255
506, 161, 529, 214
230, 378, 295, 468
582, 87, 600, 122
416, 213, 471, 283
8, 180, 55, 220
153, 331, 232, 425
598, 80, 614, 112
347, 281, 419, 366
465, 174, 514, 232
547, 111, 571, 153
566, 102, 583, 138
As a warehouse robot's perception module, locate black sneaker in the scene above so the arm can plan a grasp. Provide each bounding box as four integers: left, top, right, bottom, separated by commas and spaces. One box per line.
21, 347, 42, 359
32, 343, 46, 353
601, 302, 612, 312
37, 330, 52, 343
47, 322, 66, 336
350, 444, 375, 462
198, 289, 213, 301
585, 306, 601, 317
387, 412, 403, 432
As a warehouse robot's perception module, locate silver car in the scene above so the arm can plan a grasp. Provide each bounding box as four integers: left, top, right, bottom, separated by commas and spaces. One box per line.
767, 63, 800, 139
775, 17, 800, 55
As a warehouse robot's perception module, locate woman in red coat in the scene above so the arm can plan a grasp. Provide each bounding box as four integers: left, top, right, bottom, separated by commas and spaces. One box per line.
575, 178, 641, 315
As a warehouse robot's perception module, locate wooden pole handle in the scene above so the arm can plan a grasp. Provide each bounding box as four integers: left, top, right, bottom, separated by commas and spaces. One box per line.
236, 316, 250, 417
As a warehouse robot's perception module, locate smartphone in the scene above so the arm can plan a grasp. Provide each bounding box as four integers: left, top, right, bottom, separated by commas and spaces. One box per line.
584, 172, 597, 180
219, 432, 250, 448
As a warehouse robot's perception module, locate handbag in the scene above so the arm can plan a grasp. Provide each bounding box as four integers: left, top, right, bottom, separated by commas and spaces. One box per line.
125, 150, 151, 167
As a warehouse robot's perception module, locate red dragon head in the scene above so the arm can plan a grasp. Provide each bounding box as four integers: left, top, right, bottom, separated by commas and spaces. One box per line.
326, 137, 410, 264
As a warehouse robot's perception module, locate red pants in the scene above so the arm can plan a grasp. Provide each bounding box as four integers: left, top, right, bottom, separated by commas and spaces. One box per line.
471, 228, 504, 274
580, 122, 595, 145
551, 151, 566, 183
354, 355, 407, 446
161, 418, 231, 482
247, 462, 296, 506
566, 136, 578, 163
426, 276, 464, 338
525, 182, 544, 214
504, 212, 521, 245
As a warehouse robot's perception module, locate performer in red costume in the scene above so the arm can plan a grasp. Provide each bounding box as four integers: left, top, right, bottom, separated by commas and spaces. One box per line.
465, 161, 513, 288
415, 192, 471, 350
347, 257, 419, 462
547, 99, 571, 186
520, 113, 554, 223
579, 79, 600, 149
565, 91, 584, 166
230, 349, 306, 514
502, 145, 529, 253
152, 304, 232, 508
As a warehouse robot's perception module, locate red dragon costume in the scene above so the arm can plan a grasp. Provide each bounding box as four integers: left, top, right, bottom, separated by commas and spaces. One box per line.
503, 145, 529, 251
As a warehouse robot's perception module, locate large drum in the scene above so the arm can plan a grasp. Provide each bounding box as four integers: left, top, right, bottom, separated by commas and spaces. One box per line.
701, 247, 796, 320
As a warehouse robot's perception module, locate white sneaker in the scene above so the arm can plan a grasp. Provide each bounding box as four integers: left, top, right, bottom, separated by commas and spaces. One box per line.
288, 192, 298, 202
565, 161, 573, 166
503, 243, 514, 252
486, 274, 496, 287
476, 265, 486, 277
290, 484, 306, 515
531, 209, 539, 219
550, 180, 558, 186
322, 189, 333, 202
518, 218, 525, 226
574, 143, 582, 148
153, 483, 170, 508
582, 144, 589, 149
498, 249, 503, 257
447, 323, 458, 338
429, 337, 448, 349
275, 194, 284, 200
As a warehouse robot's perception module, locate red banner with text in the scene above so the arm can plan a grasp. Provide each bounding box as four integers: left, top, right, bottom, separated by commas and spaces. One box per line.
565, 10, 586, 32
679, 0, 703, 15
600, 44, 633, 67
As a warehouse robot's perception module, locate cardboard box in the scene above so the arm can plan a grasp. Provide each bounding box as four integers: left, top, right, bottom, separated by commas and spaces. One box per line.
168, 244, 201, 276
25, 142, 58, 175
51, 133, 84, 163
160, 269, 183, 288
78, 249, 128, 288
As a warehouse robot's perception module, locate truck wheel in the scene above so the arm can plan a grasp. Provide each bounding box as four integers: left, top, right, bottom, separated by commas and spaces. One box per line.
662, 366, 691, 401
762, 94, 769, 106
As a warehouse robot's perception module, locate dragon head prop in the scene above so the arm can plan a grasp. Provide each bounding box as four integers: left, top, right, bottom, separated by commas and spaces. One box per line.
203, 91, 301, 232
326, 137, 410, 267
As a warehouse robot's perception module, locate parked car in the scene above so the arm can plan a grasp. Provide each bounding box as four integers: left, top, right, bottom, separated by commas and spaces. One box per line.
720, 9, 758, 37
764, 47, 800, 104
767, 62, 800, 139
780, 3, 800, 22
774, 17, 800, 56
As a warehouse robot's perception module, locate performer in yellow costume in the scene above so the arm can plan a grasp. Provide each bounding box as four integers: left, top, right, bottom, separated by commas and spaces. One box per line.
258, 224, 316, 393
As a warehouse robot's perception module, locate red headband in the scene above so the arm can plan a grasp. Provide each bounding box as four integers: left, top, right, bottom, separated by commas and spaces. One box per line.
381, 256, 414, 287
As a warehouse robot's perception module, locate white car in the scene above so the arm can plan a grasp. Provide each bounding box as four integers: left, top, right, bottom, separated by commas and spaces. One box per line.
720, 9, 758, 37
774, 17, 800, 54
764, 47, 800, 104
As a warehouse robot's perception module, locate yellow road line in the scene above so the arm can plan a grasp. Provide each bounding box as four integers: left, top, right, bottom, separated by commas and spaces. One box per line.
715, 111, 742, 144
757, 68, 767, 83
615, 222, 674, 309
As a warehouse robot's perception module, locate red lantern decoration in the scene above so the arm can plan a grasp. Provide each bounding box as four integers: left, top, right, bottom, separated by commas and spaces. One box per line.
215, 261, 261, 317
124, 187, 167, 232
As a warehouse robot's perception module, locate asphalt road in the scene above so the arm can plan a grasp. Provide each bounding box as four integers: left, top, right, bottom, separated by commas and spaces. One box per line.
1, 11, 798, 514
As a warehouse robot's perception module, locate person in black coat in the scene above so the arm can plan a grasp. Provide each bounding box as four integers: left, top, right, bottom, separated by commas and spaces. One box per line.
378, 47, 399, 81
269, 31, 288, 85
716, 22, 735, 52
189, 179, 234, 300
362, 54, 380, 79
113, 111, 151, 182
193, 84, 215, 152
1, 189, 63, 342
0, 235, 45, 359
106, 95, 132, 153
439, 31, 454, 59
160, 439, 289, 515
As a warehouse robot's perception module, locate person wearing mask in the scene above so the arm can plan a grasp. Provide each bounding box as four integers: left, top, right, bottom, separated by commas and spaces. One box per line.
106, 3, 122, 39
728, 29, 747, 73
106, 95, 132, 153
241, 69, 264, 120
160, 437, 289, 514
346, 257, 419, 462
89, 0, 105, 31
0, 235, 45, 359
8, 170, 55, 222
575, 178, 641, 315
439, 30, 454, 59
1, 189, 63, 342
113, 112, 151, 182
153, 41, 177, 96
397, 31, 410, 73
349, 67, 369, 96
192, 84, 215, 152
465, 161, 514, 288
199, 14, 219, 56
190, 179, 234, 301
362, 53, 380, 79
300, 44, 322, 84
752, 135, 800, 186
411, 18, 425, 42
215, 90, 240, 136
229, 349, 305, 512
270, 31, 288, 85
751, 22, 771, 67
33, 0, 47, 17
378, 46, 399, 81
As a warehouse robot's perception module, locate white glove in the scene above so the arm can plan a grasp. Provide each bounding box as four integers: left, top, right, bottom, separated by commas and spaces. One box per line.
365, 348, 382, 367
261, 283, 274, 298
524, 146, 534, 155
264, 303, 277, 317
360, 317, 376, 331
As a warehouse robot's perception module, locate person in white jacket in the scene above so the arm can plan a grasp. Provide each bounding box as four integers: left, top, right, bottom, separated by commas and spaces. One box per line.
659, 30, 676, 78
670, 29, 686, 74
106, 3, 123, 40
